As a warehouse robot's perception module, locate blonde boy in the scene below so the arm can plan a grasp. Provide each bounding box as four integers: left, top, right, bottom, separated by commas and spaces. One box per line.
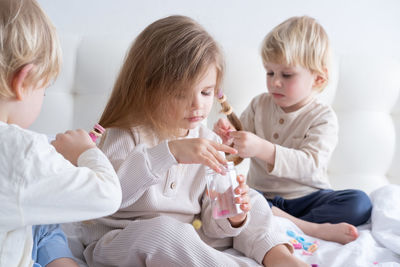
0, 0, 122, 266
215, 16, 372, 244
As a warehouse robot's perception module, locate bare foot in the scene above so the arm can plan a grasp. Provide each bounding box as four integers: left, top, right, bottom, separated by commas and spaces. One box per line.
311, 222, 358, 244
270, 206, 358, 245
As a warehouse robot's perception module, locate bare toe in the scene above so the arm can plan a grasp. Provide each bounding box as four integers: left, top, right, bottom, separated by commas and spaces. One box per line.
347, 224, 359, 241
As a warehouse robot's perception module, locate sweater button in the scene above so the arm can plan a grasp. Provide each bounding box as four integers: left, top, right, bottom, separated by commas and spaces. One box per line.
273, 133, 279, 139
279, 118, 284, 124
170, 182, 176, 189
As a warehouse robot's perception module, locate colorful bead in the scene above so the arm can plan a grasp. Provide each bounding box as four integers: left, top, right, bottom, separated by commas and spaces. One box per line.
286, 230, 296, 237
308, 243, 318, 253
192, 219, 202, 230
293, 243, 302, 249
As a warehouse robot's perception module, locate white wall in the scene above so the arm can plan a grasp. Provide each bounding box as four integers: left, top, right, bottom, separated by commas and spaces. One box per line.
39, 0, 400, 58
38, 0, 400, 112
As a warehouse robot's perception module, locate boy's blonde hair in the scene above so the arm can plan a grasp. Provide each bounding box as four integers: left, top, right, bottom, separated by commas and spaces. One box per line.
261, 16, 331, 91
0, 0, 61, 98
99, 15, 224, 138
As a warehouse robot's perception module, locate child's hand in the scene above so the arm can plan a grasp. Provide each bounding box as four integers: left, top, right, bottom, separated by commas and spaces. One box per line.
229, 131, 265, 158
228, 174, 251, 227
229, 131, 276, 165
168, 138, 237, 174
228, 131, 262, 158
213, 118, 235, 145
51, 129, 96, 166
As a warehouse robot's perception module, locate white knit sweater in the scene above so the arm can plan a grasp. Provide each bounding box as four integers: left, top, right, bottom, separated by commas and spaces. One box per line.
0, 122, 121, 267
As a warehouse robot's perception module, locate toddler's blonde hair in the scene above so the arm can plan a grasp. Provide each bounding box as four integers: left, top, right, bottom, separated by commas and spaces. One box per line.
0, 0, 61, 98
99, 15, 224, 138
261, 16, 331, 91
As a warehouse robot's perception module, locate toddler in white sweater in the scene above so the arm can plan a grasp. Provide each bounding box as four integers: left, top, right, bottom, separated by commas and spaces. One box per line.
0, 1, 122, 266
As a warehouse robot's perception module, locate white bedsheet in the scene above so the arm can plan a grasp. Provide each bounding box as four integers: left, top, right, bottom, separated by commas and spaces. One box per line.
63, 185, 400, 267
371, 185, 400, 255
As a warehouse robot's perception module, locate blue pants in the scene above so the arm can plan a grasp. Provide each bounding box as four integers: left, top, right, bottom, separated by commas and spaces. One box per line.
32, 224, 75, 267
267, 189, 372, 226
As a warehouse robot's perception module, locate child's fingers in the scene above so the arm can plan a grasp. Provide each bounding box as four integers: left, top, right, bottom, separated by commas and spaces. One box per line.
215, 119, 225, 130
207, 145, 228, 166
235, 182, 249, 195
228, 130, 242, 139
212, 142, 237, 155
218, 118, 232, 131
214, 128, 230, 143
55, 132, 66, 140
202, 156, 223, 174
202, 147, 230, 173
235, 194, 250, 204
240, 203, 251, 213
213, 123, 235, 146
236, 174, 245, 183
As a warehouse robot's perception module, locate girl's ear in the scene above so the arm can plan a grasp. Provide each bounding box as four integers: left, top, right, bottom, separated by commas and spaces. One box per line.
11, 64, 35, 101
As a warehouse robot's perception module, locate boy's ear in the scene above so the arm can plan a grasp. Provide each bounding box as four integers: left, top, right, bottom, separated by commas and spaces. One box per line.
12, 64, 35, 101
313, 74, 325, 88
313, 69, 328, 89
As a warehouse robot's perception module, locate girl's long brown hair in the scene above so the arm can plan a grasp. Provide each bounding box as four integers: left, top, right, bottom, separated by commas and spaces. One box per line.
98, 15, 243, 164
98, 15, 224, 139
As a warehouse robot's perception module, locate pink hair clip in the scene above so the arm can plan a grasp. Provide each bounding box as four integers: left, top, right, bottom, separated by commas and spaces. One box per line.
217, 88, 224, 99
217, 89, 226, 103
89, 123, 105, 143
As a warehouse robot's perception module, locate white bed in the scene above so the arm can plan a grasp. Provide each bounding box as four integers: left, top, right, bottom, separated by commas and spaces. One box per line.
63, 185, 400, 267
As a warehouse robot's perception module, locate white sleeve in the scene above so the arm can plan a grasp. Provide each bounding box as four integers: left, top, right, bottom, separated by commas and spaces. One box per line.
18, 136, 122, 227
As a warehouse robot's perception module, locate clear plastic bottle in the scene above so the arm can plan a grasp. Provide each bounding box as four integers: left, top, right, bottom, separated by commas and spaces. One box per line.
205, 161, 243, 219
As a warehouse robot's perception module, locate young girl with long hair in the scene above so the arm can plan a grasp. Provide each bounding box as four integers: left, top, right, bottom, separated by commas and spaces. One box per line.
81, 15, 308, 267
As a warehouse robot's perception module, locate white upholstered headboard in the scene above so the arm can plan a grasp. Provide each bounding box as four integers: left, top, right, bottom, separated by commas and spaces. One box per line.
30, 33, 400, 194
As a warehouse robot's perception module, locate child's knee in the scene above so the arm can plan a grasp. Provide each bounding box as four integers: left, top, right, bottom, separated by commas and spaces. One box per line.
348, 190, 372, 225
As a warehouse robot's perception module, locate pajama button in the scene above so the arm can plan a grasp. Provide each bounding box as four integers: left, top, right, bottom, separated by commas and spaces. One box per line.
273, 133, 279, 139
170, 182, 176, 189
279, 118, 284, 124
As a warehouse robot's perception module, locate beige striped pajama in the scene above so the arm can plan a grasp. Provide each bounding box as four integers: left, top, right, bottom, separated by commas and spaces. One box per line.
81, 125, 290, 267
